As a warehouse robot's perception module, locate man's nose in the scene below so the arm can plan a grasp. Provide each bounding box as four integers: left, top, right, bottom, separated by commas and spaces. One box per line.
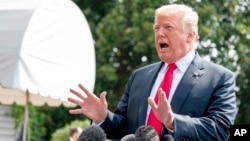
158, 28, 165, 37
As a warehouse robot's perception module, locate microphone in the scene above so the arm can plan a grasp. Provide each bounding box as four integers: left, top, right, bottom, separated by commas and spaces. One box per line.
161, 134, 174, 141
134, 125, 159, 141
120, 134, 136, 141
77, 125, 106, 141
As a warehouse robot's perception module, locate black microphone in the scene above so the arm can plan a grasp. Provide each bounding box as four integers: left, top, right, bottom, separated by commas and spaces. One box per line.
161, 134, 174, 141
77, 125, 106, 141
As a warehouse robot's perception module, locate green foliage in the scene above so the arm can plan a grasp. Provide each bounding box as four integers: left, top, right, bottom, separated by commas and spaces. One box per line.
10, 1, 250, 141
50, 119, 90, 141
94, 0, 250, 123
11, 103, 24, 128
29, 105, 46, 141
72, 0, 116, 39
95, 0, 166, 110
11, 104, 46, 140
12, 104, 86, 141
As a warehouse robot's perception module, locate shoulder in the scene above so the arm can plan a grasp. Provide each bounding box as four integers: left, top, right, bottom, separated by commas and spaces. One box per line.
203, 59, 234, 76
125, 61, 162, 84
133, 61, 163, 73
197, 58, 236, 84
195, 53, 234, 77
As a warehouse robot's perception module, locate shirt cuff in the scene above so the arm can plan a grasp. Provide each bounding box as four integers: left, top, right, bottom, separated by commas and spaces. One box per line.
91, 120, 105, 126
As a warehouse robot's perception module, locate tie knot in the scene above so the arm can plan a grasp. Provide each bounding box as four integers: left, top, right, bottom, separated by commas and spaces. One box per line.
168, 63, 177, 71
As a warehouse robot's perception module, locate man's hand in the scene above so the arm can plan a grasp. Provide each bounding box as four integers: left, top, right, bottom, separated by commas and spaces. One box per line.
148, 88, 174, 130
68, 84, 108, 124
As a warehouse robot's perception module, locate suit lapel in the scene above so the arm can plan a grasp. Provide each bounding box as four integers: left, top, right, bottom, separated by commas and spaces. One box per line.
138, 62, 164, 125
171, 53, 205, 113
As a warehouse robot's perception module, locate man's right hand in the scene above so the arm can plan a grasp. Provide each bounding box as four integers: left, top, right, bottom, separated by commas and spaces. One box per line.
67, 84, 108, 124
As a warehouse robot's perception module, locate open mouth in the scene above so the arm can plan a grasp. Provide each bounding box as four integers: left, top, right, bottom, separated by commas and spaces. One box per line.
159, 43, 169, 50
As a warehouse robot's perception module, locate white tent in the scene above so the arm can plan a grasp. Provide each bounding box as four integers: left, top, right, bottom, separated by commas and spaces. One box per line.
0, 0, 96, 107
0, 0, 96, 140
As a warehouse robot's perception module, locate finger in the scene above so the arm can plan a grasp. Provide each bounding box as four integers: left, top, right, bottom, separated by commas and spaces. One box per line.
148, 97, 157, 110
100, 91, 107, 104
158, 88, 167, 105
69, 109, 83, 115
69, 88, 86, 100
165, 95, 171, 108
159, 89, 172, 113
79, 84, 98, 99
68, 97, 83, 106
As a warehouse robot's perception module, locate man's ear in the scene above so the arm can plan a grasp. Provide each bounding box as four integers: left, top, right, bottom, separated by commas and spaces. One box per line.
186, 31, 196, 43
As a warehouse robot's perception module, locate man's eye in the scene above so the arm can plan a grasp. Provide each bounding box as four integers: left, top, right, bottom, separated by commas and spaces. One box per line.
164, 25, 173, 29
154, 27, 160, 31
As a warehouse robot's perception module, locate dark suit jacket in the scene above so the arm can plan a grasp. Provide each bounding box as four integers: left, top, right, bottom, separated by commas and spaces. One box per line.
100, 53, 237, 141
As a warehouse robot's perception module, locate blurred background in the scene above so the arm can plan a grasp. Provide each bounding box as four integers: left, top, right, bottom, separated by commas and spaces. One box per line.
0, 0, 249, 140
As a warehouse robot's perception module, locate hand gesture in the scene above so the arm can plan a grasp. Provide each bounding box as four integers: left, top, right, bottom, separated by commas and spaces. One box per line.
148, 88, 174, 130
68, 84, 108, 124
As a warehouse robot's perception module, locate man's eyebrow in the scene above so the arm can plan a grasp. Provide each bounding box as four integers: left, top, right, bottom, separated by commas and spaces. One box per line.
162, 22, 173, 26
154, 22, 173, 25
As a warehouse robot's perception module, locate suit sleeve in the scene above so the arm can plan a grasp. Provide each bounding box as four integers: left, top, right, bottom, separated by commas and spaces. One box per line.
100, 71, 137, 140
173, 69, 237, 141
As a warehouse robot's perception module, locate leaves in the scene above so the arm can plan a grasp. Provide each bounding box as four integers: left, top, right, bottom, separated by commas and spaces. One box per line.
12, 0, 250, 140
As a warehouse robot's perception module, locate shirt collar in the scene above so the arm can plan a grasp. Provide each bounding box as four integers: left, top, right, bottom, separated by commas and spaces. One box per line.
163, 49, 195, 73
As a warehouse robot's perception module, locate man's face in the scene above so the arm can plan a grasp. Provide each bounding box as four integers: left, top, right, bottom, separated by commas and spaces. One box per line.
73, 128, 82, 141
154, 14, 192, 63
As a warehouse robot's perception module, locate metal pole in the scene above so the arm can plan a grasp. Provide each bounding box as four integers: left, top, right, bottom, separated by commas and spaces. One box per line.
22, 91, 29, 141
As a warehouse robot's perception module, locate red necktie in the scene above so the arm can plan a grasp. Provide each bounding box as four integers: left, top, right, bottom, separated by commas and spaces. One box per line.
147, 63, 177, 137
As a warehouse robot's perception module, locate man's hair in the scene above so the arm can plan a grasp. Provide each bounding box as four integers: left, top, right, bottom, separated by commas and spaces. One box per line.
134, 125, 159, 141
77, 125, 106, 141
120, 134, 136, 141
155, 4, 199, 45
69, 127, 80, 137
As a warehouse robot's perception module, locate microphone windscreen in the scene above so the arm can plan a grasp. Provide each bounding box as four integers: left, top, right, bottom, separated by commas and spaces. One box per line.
77, 125, 106, 141
135, 125, 159, 141
120, 134, 136, 141
161, 134, 174, 141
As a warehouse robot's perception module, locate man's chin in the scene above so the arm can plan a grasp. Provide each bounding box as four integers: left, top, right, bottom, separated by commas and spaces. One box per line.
159, 55, 173, 64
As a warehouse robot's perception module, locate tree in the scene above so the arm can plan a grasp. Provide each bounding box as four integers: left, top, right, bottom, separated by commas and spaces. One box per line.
94, 0, 250, 124
12, 104, 85, 141
72, 0, 116, 39
94, 0, 167, 109
12, 1, 249, 140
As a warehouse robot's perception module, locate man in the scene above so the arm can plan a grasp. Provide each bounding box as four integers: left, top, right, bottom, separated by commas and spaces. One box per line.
68, 4, 237, 141
68, 127, 82, 141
